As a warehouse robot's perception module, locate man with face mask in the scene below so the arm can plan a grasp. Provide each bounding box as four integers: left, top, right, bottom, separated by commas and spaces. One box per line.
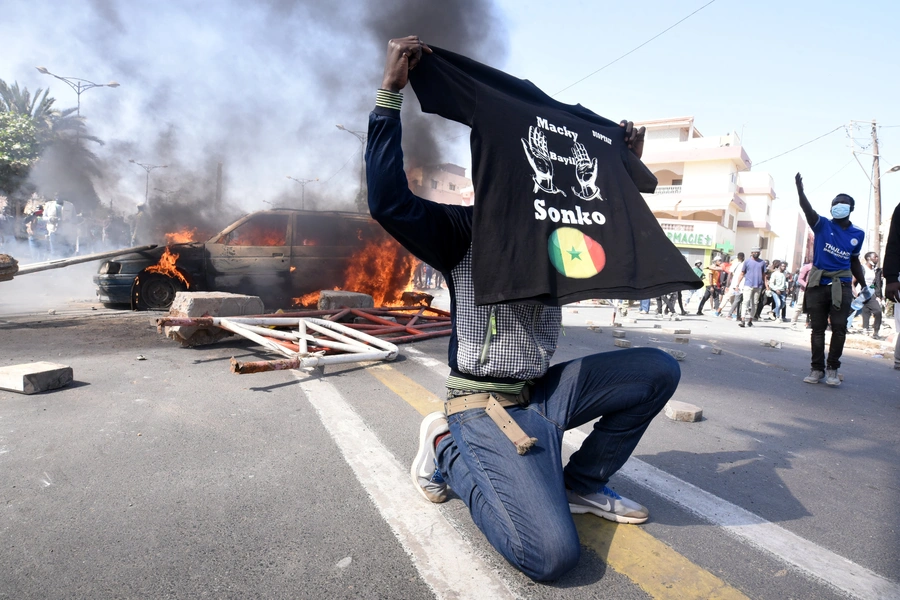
795, 173, 866, 386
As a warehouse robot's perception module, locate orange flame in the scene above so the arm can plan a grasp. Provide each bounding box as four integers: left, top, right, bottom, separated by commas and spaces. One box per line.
146, 247, 190, 288
165, 228, 197, 245
294, 291, 320, 307
342, 237, 415, 306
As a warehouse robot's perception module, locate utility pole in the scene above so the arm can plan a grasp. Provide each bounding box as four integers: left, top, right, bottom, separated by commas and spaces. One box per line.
871, 120, 882, 254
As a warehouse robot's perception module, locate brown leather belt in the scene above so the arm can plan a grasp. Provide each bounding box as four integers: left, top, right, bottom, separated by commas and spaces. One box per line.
443, 392, 537, 455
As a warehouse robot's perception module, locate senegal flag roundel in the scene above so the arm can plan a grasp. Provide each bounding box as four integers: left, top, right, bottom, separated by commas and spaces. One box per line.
548, 227, 606, 279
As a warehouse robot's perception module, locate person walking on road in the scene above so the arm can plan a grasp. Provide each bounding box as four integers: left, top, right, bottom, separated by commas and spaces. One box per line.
791, 261, 812, 330
795, 173, 866, 386
859, 252, 883, 339
767, 262, 789, 322
696, 257, 724, 316
368, 36, 682, 581
733, 247, 766, 327
721, 252, 744, 320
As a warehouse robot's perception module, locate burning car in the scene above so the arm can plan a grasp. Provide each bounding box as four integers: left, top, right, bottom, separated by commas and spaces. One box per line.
94, 209, 415, 310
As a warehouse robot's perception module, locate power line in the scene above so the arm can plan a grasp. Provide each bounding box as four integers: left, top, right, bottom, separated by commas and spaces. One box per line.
754, 126, 844, 166
552, 0, 719, 97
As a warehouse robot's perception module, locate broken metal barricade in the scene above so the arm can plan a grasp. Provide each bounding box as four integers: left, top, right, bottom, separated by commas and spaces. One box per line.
156, 305, 452, 374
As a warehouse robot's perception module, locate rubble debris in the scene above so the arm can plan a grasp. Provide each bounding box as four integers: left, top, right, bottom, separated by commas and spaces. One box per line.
614, 339, 632, 348
0, 254, 19, 282
318, 290, 375, 310
760, 339, 783, 349
674, 336, 690, 344
711, 347, 723, 355
664, 400, 703, 422
663, 328, 691, 335
0, 362, 73, 395
136, 355, 147, 361
163, 292, 266, 347
158, 303, 452, 375
613, 330, 626, 338
653, 324, 662, 329
658, 347, 686, 361
47, 309, 56, 315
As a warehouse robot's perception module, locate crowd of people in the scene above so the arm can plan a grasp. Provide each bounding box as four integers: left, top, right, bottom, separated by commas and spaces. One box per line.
0, 197, 136, 262
644, 250, 893, 344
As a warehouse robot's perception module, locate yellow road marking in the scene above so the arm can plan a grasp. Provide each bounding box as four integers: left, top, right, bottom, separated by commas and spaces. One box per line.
574, 515, 749, 600
367, 364, 750, 599
367, 364, 444, 415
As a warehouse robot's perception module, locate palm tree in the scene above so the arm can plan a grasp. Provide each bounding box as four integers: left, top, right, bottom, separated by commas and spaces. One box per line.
0, 80, 56, 128
0, 78, 104, 211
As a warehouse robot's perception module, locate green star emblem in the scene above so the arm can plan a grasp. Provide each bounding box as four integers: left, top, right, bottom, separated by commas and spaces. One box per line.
567, 246, 583, 261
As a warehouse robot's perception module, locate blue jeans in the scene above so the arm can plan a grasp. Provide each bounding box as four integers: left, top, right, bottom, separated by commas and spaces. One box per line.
639, 299, 651, 312
771, 291, 783, 319
436, 348, 680, 581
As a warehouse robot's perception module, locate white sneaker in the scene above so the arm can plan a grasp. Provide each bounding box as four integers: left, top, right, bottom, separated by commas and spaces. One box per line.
567, 486, 648, 524
825, 369, 841, 386
803, 370, 824, 384
410, 412, 450, 503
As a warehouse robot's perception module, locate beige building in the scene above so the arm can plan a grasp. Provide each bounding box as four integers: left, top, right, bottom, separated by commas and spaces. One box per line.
637, 117, 777, 265
407, 163, 473, 206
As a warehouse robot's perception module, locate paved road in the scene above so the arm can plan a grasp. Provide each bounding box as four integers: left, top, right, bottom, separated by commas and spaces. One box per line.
1, 295, 898, 599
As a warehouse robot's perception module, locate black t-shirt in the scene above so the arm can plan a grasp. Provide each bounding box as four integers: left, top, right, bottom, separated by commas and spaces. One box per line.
410, 47, 701, 305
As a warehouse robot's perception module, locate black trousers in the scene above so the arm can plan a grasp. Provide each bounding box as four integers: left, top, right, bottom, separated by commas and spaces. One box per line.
806, 283, 853, 371
861, 296, 882, 333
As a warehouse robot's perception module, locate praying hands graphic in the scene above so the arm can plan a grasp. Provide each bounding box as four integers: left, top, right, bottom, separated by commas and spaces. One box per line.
521, 126, 566, 197
570, 142, 603, 201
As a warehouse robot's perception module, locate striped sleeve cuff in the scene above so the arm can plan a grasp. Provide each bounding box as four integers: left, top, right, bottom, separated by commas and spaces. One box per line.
375, 89, 403, 110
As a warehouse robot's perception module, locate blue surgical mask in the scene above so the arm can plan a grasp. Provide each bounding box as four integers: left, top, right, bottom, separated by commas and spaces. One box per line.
831, 203, 851, 219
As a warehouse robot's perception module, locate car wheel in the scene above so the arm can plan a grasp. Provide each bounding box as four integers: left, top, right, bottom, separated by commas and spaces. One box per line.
133, 273, 186, 310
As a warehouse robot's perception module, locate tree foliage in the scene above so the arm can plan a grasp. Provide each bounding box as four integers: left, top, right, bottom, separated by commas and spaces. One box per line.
0, 78, 103, 209
0, 111, 40, 195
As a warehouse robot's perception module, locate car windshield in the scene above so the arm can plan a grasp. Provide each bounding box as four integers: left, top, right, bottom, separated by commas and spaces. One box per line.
218, 214, 288, 246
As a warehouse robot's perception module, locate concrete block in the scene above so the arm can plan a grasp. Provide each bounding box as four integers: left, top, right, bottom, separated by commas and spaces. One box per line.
664, 400, 703, 422
0, 362, 73, 395
612, 329, 626, 338
614, 339, 632, 348
658, 347, 686, 361
664, 328, 691, 335
0, 253, 18, 282
674, 336, 690, 344
653, 324, 662, 329
318, 290, 374, 310
711, 347, 723, 355
165, 292, 265, 347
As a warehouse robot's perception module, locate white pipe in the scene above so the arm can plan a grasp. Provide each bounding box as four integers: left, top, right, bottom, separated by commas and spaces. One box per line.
297, 350, 393, 368
302, 319, 373, 352
298, 319, 308, 354
305, 318, 399, 357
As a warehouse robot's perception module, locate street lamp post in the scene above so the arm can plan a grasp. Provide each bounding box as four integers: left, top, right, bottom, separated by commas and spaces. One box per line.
35, 67, 119, 117
129, 159, 168, 208
286, 176, 318, 210
336, 124, 368, 211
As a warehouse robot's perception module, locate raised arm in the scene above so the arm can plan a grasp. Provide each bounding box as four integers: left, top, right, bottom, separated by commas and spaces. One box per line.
366, 37, 471, 273
795, 173, 819, 229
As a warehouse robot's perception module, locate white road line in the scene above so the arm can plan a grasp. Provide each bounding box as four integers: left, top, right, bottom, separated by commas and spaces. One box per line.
296, 373, 515, 600
404, 349, 900, 600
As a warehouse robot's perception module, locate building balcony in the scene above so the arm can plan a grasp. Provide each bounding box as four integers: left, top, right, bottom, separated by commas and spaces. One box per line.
643, 191, 745, 213
653, 185, 682, 195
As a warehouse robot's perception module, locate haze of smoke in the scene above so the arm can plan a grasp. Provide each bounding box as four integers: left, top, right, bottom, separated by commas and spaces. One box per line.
1, 0, 507, 309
